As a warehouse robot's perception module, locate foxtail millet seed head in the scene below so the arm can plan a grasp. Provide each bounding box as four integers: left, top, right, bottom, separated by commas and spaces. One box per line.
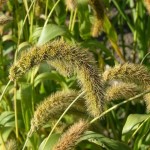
9, 40, 94, 80
9, 39, 104, 117
105, 82, 141, 101
89, 0, 105, 37
5, 139, 18, 150
76, 64, 104, 117
30, 90, 85, 132
0, 15, 13, 25
103, 63, 150, 87
52, 119, 88, 150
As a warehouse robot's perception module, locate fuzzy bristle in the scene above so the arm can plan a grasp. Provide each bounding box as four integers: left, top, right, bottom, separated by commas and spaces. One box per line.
5, 139, 18, 150
105, 82, 141, 101
103, 63, 150, 87
30, 90, 85, 132
91, 19, 103, 37
0, 15, 13, 25
9, 40, 104, 117
52, 120, 88, 150
76, 65, 104, 117
89, 0, 105, 37
34, 1, 41, 17
144, 0, 150, 14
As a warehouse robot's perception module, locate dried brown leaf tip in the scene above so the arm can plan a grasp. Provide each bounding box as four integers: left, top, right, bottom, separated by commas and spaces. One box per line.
9, 40, 104, 117
144, 0, 150, 14
89, 0, 105, 37
0, 15, 13, 25
30, 90, 85, 132
53, 120, 88, 150
103, 63, 150, 87
105, 82, 141, 101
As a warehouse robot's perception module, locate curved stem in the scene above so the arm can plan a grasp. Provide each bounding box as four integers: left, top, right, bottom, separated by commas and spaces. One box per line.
90, 89, 150, 124
22, 129, 32, 150
42, 91, 85, 150
0, 80, 11, 102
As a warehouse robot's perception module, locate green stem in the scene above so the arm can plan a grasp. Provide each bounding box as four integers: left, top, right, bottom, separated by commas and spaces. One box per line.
22, 129, 32, 150
90, 89, 150, 124
42, 91, 85, 150
0, 80, 12, 102
14, 81, 19, 139
45, 0, 49, 18
71, 8, 77, 32
43, 0, 61, 28
15, 0, 36, 61
69, 10, 74, 30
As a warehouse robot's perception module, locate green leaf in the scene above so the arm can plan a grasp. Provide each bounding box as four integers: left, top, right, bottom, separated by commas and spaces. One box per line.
34, 71, 66, 88
20, 83, 33, 131
79, 131, 131, 150
0, 127, 14, 143
38, 133, 60, 150
0, 111, 14, 126
122, 114, 150, 134
77, 3, 91, 40
37, 24, 67, 45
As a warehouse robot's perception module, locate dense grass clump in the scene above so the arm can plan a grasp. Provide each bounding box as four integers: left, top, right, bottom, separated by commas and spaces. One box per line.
0, 0, 150, 150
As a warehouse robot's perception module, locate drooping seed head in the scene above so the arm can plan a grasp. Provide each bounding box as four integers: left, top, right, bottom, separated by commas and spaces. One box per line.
52, 119, 88, 150
105, 82, 141, 101
103, 63, 150, 87
30, 90, 85, 132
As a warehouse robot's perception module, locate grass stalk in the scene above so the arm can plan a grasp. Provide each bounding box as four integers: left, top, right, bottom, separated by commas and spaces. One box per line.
0, 80, 11, 102
69, 10, 73, 30
43, 0, 61, 28
15, 0, 36, 61
90, 89, 150, 124
70, 8, 77, 32
14, 81, 19, 139
41, 91, 85, 150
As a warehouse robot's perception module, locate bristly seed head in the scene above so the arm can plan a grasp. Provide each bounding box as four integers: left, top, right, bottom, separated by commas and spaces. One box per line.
30, 90, 85, 132
103, 63, 150, 87
105, 82, 141, 101
52, 119, 88, 150
10, 39, 104, 117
